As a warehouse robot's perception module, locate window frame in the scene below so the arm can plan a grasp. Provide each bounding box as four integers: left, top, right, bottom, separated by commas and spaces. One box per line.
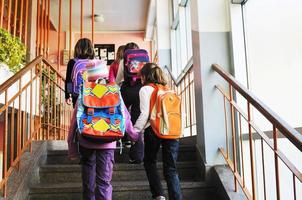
170, 0, 193, 78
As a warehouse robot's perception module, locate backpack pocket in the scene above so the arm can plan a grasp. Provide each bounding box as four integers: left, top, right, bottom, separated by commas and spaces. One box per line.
79, 110, 124, 142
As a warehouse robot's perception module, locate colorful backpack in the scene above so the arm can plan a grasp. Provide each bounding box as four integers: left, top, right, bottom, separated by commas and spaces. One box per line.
77, 81, 125, 142
149, 84, 182, 139
71, 59, 90, 95
124, 49, 149, 83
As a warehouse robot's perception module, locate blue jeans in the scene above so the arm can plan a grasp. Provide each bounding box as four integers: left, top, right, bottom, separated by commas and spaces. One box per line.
79, 146, 115, 200
143, 127, 182, 200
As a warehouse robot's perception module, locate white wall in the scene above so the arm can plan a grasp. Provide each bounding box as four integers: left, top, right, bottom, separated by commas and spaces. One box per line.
229, 0, 302, 199
244, 0, 302, 129
196, 0, 230, 32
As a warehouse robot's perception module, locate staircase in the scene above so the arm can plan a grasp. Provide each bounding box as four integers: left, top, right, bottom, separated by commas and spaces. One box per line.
28, 140, 221, 200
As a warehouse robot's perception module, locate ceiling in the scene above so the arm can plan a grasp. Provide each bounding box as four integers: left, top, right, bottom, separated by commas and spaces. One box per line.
50, 0, 150, 32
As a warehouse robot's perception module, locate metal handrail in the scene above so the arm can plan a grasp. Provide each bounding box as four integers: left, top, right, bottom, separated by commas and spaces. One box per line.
164, 57, 193, 86
164, 62, 196, 137
0, 57, 72, 197
212, 64, 302, 151
212, 63, 302, 200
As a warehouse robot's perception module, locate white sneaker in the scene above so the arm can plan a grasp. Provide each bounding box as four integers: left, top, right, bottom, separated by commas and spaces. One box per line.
154, 196, 166, 200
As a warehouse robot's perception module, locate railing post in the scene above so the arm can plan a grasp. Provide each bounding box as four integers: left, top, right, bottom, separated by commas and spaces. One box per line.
7, 0, 12, 33
59, 79, 62, 139
29, 69, 33, 153
223, 96, 229, 158
229, 84, 238, 192
188, 69, 192, 136
10, 102, 15, 167
13, 0, 18, 36
34, 66, 38, 140
54, 73, 57, 139
247, 102, 256, 200
3, 91, 8, 197
17, 79, 22, 170
42, 0, 45, 56
36, 0, 40, 56
293, 174, 297, 200
238, 115, 246, 188
47, 65, 50, 139
46, 0, 50, 58
19, 0, 24, 40
24, 0, 29, 45
273, 126, 280, 200
0, 0, 4, 28
260, 138, 267, 200
39, 0, 43, 56
57, 0, 62, 70
69, 0, 72, 59
38, 63, 43, 139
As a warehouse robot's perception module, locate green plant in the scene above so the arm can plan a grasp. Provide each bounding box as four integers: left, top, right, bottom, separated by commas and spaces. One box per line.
0, 28, 26, 73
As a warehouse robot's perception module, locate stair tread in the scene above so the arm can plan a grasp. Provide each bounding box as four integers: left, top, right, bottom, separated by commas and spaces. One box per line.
30, 181, 209, 193
47, 145, 196, 155
40, 161, 197, 172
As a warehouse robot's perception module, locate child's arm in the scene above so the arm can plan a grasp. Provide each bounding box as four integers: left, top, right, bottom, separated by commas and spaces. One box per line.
133, 86, 153, 133
121, 98, 139, 142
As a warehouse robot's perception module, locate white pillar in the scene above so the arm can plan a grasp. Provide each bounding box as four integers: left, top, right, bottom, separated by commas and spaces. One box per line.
190, 0, 232, 168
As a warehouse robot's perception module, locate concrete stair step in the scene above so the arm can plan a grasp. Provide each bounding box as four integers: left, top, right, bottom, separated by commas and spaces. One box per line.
29, 181, 218, 200
46, 145, 196, 165
39, 162, 201, 183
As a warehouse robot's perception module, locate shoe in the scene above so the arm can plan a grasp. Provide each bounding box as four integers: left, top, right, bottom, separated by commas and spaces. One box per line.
154, 196, 166, 200
129, 159, 142, 164
124, 141, 131, 148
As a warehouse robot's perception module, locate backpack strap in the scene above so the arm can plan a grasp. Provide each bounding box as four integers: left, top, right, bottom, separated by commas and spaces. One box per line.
148, 84, 160, 114
87, 107, 94, 124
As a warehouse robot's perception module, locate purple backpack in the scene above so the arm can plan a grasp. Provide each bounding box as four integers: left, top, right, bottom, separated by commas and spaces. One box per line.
71, 59, 90, 95
123, 49, 149, 83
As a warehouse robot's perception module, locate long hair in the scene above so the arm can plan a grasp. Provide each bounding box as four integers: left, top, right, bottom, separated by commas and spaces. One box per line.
140, 63, 167, 86
116, 45, 125, 61
74, 38, 95, 59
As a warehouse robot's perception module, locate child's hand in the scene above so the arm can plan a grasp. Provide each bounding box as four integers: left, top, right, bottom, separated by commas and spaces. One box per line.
66, 97, 72, 105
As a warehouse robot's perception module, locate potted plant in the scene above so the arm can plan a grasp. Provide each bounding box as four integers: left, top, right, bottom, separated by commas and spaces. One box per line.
0, 28, 26, 74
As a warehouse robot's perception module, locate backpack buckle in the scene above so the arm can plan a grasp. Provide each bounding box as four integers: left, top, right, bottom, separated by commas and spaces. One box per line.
87, 108, 94, 115
109, 107, 115, 115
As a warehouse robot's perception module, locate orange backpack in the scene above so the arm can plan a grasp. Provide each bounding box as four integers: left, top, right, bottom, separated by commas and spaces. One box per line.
149, 84, 182, 139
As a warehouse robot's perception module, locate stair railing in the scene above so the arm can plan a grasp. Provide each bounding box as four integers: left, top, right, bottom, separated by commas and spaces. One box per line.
212, 64, 302, 200
0, 56, 73, 197
164, 62, 196, 137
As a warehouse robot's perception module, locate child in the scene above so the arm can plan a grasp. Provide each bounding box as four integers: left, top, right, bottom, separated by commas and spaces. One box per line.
134, 63, 182, 200
120, 42, 146, 163
65, 38, 95, 107
109, 45, 125, 85
67, 40, 139, 200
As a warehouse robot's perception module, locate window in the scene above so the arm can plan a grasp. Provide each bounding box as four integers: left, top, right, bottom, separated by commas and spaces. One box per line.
170, 0, 193, 78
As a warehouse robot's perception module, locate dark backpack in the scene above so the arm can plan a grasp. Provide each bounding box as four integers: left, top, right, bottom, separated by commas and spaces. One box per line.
123, 49, 149, 84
